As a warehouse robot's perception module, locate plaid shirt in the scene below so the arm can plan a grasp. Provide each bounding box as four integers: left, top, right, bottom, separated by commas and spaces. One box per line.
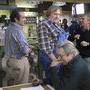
37, 18, 63, 53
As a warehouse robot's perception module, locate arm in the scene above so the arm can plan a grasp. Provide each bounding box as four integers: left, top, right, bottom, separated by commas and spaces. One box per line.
37, 24, 57, 61
59, 62, 90, 90
12, 30, 30, 56
76, 29, 90, 47
49, 64, 81, 90
77, 34, 90, 47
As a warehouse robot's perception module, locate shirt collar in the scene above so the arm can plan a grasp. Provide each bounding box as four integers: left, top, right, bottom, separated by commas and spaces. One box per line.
10, 22, 23, 30
45, 17, 60, 26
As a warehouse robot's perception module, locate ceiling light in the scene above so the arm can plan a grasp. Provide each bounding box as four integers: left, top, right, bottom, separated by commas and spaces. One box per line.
28, 0, 40, 5
53, 2, 66, 6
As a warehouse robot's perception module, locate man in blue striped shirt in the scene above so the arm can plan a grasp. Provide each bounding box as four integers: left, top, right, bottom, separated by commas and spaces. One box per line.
3, 9, 31, 86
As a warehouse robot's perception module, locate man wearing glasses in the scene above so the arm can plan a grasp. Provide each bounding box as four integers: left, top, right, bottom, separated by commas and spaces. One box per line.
50, 41, 90, 90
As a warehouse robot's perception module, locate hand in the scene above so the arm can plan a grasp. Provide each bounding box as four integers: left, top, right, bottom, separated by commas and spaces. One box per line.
50, 60, 63, 67
50, 61, 59, 67
29, 48, 32, 53
29, 45, 34, 49
29, 45, 34, 53
80, 41, 89, 46
74, 34, 80, 39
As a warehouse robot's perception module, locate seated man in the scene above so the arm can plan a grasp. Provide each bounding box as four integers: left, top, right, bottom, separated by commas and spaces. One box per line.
50, 41, 90, 90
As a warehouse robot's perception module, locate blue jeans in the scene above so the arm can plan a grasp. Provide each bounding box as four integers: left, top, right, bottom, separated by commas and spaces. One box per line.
38, 50, 61, 88
38, 50, 60, 72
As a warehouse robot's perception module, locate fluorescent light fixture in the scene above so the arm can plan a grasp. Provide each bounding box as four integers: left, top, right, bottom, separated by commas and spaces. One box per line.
16, 0, 39, 8
16, 5, 36, 8
53, 2, 66, 6
28, 0, 40, 5
24, 12, 38, 17
76, 3, 85, 15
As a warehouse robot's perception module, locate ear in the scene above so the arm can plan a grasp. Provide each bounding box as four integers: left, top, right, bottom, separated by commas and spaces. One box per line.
67, 53, 73, 61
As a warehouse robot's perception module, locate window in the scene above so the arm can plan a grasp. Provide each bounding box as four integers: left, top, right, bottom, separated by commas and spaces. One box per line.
76, 3, 85, 15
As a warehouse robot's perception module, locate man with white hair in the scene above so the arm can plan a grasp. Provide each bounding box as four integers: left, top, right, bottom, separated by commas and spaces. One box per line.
50, 41, 90, 90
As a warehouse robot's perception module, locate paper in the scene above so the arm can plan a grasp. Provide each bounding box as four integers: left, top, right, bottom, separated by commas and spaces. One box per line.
0, 88, 3, 90
21, 85, 44, 90
47, 85, 55, 90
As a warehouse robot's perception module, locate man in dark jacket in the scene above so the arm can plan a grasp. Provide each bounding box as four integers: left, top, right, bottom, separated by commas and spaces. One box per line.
76, 15, 90, 71
50, 41, 90, 90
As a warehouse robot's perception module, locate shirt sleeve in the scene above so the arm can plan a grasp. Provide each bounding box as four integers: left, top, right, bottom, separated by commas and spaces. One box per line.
12, 30, 29, 56
37, 23, 53, 53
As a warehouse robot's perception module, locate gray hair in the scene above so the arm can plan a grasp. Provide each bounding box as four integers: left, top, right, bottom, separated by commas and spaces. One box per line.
57, 41, 79, 56
47, 5, 62, 17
